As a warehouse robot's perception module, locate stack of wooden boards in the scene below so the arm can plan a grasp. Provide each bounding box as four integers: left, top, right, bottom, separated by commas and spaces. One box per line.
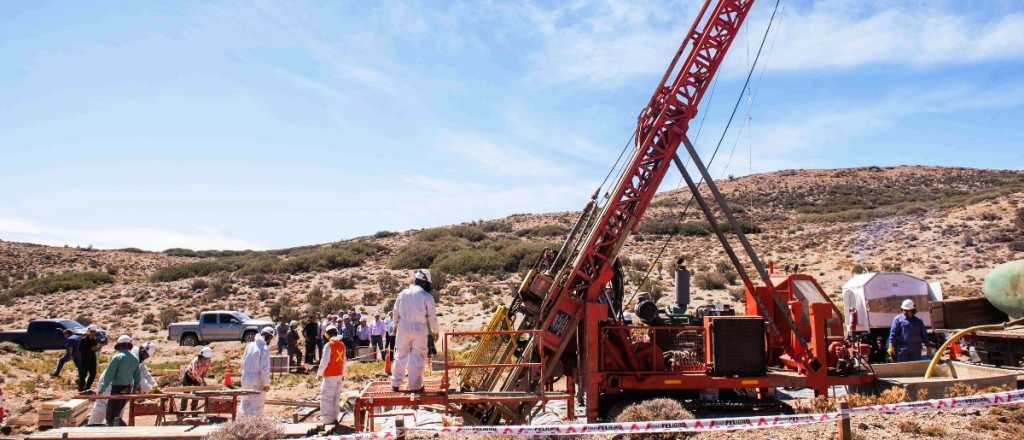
36, 399, 89, 428
26, 423, 320, 439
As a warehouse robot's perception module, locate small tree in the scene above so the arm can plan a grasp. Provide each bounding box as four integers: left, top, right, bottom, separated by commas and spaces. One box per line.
307, 286, 325, 309
159, 307, 180, 327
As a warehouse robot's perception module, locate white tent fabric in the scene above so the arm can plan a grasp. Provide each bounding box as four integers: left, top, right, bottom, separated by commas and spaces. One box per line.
842, 272, 942, 332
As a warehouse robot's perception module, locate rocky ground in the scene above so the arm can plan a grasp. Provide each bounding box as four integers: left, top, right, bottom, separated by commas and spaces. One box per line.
0, 165, 1022, 439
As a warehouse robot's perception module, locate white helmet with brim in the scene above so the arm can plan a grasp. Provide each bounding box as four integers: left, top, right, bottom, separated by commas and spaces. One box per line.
900, 299, 916, 311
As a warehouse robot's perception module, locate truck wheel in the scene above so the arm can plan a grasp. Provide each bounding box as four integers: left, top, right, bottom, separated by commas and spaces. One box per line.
242, 331, 256, 343
180, 333, 200, 347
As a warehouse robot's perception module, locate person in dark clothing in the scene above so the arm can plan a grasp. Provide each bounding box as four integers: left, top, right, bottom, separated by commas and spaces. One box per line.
341, 316, 359, 359
303, 317, 320, 364
52, 329, 81, 377
78, 328, 100, 392
287, 321, 303, 366
276, 321, 289, 355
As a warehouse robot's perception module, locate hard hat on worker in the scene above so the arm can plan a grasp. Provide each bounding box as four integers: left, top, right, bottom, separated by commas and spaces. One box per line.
414, 269, 432, 284
200, 346, 213, 358
142, 341, 157, 356
900, 299, 916, 311
260, 327, 276, 337
116, 335, 132, 344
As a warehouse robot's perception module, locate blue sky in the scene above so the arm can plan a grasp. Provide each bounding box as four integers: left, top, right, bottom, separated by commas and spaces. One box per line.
1, 0, 1022, 250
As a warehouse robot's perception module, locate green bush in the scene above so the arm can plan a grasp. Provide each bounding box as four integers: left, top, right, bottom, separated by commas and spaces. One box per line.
694, 272, 727, 290
1010, 241, 1024, 253
388, 238, 466, 269
4, 271, 115, 299
373, 230, 398, 239
495, 240, 550, 272
480, 221, 513, 233
431, 249, 507, 275
332, 276, 356, 290
640, 220, 702, 235
152, 242, 383, 282
416, 225, 487, 242
151, 258, 242, 282
515, 224, 569, 237
115, 247, 147, 254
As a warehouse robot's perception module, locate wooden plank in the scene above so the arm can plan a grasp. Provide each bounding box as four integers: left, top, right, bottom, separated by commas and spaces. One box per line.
265, 399, 320, 408
26, 423, 320, 440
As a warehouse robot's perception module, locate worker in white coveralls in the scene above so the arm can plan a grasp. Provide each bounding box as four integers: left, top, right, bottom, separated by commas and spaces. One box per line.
317, 325, 346, 425
391, 269, 440, 393
239, 327, 275, 417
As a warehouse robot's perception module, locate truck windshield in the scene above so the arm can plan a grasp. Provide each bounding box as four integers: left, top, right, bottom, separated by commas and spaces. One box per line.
234, 313, 251, 321
61, 320, 85, 330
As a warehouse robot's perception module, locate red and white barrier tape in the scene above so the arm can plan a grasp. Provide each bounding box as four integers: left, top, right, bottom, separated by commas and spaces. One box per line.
848, 388, 1024, 414
297, 388, 1024, 439
425, 412, 844, 436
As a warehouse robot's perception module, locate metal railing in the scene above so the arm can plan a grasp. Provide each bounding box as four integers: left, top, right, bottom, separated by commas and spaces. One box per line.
442, 329, 547, 397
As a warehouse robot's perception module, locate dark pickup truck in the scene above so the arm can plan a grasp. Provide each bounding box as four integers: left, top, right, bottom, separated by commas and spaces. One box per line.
0, 319, 88, 351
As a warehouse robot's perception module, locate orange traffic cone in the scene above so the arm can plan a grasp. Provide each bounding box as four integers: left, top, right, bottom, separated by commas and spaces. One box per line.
223, 363, 233, 388
384, 350, 392, 375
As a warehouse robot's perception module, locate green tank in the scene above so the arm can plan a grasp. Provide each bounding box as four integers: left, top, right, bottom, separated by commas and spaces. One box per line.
983, 260, 1024, 319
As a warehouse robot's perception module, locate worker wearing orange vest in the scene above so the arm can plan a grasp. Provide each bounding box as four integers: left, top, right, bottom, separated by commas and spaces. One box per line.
316, 325, 346, 425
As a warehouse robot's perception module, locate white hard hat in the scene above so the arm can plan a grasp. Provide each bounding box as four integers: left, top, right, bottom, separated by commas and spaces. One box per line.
116, 335, 132, 344
900, 299, 916, 311
199, 346, 213, 358
414, 269, 432, 284
260, 327, 276, 337
324, 325, 338, 334
142, 342, 157, 356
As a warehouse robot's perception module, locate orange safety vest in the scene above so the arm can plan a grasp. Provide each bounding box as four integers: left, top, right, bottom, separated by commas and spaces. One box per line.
323, 338, 346, 377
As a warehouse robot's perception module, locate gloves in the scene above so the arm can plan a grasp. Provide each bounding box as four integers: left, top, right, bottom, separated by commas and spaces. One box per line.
262, 385, 271, 392
887, 345, 896, 358
151, 386, 163, 394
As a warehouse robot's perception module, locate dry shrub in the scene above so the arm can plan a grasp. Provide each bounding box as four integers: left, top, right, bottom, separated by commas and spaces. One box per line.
877, 387, 907, 404
845, 393, 877, 408
915, 388, 929, 401
919, 424, 948, 437
897, 420, 922, 434
614, 398, 693, 439
207, 416, 283, 440
944, 382, 976, 398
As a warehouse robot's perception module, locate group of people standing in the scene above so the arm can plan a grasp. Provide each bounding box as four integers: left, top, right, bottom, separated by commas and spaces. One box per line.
240, 269, 440, 425
275, 310, 395, 367
47, 268, 440, 428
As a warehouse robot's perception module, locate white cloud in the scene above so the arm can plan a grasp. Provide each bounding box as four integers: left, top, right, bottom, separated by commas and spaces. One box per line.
522, 1, 1024, 87
734, 80, 1024, 172
0, 217, 262, 251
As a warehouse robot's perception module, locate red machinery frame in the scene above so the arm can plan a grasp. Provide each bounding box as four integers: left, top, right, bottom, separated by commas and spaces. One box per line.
352, 329, 575, 432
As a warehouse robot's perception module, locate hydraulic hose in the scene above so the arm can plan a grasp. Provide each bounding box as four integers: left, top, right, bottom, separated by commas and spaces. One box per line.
924, 317, 1024, 378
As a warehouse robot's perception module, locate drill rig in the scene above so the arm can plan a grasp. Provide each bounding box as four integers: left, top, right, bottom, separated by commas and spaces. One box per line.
352, 0, 874, 430
457, 0, 874, 422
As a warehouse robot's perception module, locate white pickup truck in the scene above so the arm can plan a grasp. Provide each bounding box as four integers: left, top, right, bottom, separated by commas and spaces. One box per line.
167, 310, 274, 346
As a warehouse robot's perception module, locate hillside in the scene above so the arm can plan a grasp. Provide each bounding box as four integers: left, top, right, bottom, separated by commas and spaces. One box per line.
0, 165, 1022, 435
